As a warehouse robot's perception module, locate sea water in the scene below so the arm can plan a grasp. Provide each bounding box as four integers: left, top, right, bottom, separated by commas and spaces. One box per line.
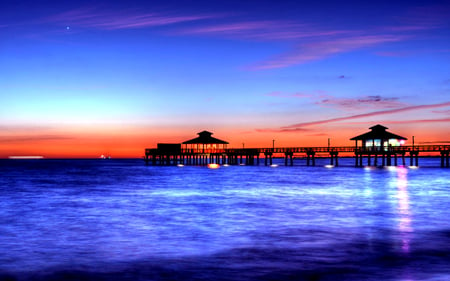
0, 158, 448, 281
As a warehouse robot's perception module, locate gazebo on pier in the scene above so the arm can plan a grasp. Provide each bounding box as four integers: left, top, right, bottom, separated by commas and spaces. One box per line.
350, 124, 408, 167
182, 130, 228, 153
350, 124, 407, 151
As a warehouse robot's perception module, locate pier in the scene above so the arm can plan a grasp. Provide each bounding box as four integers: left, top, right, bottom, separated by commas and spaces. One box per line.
145, 145, 450, 167
145, 127, 450, 168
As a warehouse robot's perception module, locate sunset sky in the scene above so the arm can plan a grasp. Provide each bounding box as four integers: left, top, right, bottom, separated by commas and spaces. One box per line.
1, 0, 449, 158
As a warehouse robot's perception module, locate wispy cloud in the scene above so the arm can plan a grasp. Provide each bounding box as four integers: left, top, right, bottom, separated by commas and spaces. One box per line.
0, 135, 74, 143
36, 3, 450, 69
282, 101, 450, 129
265, 91, 313, 98
364, 118, 450, 125
266, 91, 405, 110
432, 109, 450, 115
317, 95, 405, 110
395, 4, 450, 31
256, 117, 450, 135
329, 118, 450, 126
0, 125, 53, 132
180, 4, 449, 69
45, 7, 214, 30
376, 49, 450, 57
179, 20, 351, 41
255, 128, 311, 133
251, 35, 408, 69
419, 140, 450, 144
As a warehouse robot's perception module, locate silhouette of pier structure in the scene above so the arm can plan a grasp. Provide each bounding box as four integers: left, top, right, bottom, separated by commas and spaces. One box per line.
145, 126, 450, 168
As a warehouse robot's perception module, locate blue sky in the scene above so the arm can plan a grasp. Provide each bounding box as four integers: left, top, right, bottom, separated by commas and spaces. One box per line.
1, 0, 449, 157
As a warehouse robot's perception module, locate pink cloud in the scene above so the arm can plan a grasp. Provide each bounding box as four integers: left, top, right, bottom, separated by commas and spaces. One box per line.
45, 7, 214, 30
179, 21, 351, 41
177, 5, 449, 69
432, 109, 450, 115
251, 35, 409, 69
265, 91, 284, 97
265, 91, 311, 98
283, 101, 450, 129
255, 128, 311, 133
0, 135, 74, 143
0, 125, 52, 132
343, 118, 450, 125
379, 118, 450, 124
41, 4, 448, 69
292, 92, 313, 98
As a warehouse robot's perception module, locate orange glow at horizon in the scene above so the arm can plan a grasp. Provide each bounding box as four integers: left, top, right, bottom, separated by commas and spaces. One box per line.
0, 123, 448, 158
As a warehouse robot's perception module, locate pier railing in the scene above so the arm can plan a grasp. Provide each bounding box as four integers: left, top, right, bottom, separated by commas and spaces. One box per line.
355, 145, 450, 153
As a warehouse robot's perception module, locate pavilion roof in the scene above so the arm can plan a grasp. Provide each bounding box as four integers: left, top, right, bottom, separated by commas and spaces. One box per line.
350, 124, 407, 141
182, 131, 229, 144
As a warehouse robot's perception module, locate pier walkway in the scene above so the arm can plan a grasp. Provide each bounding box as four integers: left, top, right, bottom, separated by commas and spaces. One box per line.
145, 145, 450, 168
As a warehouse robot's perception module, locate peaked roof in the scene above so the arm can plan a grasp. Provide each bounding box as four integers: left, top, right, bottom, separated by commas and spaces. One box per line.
369, 124, 388, 130
182, 131, 229, 144
350, 124, 407, 141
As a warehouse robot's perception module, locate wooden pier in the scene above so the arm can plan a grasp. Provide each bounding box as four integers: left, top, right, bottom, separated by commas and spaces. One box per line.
144, 127, 450, 168
145, 145, 450, 168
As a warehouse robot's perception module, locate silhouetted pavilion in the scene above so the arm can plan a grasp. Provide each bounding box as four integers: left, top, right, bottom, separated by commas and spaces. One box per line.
350, 124, 407, 151
182, 131, 228, 153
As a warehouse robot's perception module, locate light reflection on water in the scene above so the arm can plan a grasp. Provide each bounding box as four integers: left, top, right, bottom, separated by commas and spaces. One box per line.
0, 158, 449, 281
395, 167, 412, 254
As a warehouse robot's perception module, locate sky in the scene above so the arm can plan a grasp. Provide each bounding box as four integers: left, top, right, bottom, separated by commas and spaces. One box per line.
1, 0, 449, 158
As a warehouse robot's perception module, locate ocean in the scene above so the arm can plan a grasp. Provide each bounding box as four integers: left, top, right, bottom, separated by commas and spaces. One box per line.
0, 158, 449, 281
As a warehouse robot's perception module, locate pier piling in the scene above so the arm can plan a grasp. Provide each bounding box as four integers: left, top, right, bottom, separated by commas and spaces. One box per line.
441, 151, 450, 168
306, 151, 316, 166
329, 151, 339, 166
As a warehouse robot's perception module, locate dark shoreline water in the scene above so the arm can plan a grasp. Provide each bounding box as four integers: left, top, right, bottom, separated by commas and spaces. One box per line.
0, 159, 449, 281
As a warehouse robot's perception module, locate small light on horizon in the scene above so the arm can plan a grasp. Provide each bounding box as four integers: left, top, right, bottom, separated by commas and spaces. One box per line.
66, 26, 70, 30
177, 164, 184, 167
270, 164, 278, 167
324, 165, 334, 168
9, 156, 44, 159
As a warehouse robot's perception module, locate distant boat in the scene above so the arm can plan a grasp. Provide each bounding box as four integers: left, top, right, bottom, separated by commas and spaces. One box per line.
100, 155, 111, 159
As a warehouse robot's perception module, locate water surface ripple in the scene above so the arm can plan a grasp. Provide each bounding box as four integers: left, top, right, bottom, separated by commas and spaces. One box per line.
0, 159, 449, 281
